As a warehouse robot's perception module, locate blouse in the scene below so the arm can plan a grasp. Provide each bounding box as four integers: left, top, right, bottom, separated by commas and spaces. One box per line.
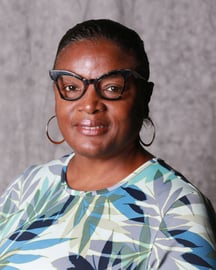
0, 153, 216, 269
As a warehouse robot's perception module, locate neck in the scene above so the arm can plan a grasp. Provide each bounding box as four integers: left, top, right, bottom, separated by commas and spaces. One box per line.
66, 145, 153, 191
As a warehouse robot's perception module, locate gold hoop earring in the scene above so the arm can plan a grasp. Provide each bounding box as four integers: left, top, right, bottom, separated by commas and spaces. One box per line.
46, 115, 65, 144
139, 117, 156, 147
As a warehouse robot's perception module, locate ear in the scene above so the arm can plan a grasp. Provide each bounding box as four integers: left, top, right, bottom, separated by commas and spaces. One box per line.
135, 81, 154, 120
147, 81, 154, 94
145, 81, 154, 103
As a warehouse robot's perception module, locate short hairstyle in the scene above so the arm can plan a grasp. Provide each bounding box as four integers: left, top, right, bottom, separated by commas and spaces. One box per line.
54, 19, 150, 80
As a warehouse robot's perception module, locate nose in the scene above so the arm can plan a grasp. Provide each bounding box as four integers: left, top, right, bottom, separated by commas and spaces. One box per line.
78, 84, 106, 114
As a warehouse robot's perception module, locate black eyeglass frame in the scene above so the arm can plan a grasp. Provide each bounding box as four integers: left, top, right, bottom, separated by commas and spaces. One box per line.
49, 68, 147, 101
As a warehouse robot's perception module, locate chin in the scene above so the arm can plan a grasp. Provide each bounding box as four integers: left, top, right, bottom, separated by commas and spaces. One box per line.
72, 143, 118, 160
74, 150, 108, 159
69, 142, 104, 158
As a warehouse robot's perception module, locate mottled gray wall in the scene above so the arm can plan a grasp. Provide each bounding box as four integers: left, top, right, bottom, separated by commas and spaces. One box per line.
0, 0, 216, 209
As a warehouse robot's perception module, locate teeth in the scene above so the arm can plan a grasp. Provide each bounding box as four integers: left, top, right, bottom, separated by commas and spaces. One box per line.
83, 126, 104, 129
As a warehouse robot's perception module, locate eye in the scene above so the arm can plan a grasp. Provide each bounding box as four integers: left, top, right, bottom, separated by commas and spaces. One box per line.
57, 75, 84, 99
61, 83, 83, 99
103, 84, 123, 93
64, 84, 81, 92
99, 83, 124, 99
98, 74, 125, 99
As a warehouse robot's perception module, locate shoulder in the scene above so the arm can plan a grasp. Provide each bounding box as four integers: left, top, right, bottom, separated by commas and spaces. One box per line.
0, 154, 73, 241
15, 153, 71, 186
137, 158, 200, 196
22, 153, 72, 181
134, 158, 211, 214
0, 153, 73, 207
146, 159, 216, 231
145, 160, 216, 269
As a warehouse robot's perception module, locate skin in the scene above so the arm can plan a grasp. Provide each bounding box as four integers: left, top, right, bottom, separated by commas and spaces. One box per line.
54, 38, 153, 191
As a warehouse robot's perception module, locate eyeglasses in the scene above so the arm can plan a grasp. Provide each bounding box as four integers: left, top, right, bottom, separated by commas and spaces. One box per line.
49, 69, 147, 101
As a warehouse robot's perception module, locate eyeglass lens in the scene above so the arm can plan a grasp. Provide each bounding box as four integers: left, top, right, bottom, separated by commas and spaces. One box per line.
56, 73, 125, 100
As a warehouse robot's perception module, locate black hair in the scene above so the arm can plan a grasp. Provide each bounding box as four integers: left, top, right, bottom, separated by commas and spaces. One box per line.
54, 19, 150, 80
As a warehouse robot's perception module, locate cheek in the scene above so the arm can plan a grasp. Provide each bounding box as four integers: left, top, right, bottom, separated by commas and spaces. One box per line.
54, 88, 72, 116
122, 99, 143, 132
54, 95, 73, 132
110, 101, 139, 130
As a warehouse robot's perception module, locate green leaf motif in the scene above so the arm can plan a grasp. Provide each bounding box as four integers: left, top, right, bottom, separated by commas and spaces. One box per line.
79, 197, 105, 253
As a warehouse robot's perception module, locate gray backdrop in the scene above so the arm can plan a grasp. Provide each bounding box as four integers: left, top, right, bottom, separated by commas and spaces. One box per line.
0, 0, 216, 209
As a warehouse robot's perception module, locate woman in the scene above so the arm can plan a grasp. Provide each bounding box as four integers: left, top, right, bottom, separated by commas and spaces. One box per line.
0, 19, 215, 269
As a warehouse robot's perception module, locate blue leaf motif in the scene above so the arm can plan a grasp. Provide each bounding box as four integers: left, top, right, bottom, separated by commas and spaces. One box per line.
183, 253, 212, 268
68, 255, 94, 270
98, 240, 112, 269
10, 232, 37, 241
7, 254, 40, 264
122, 187, 146, 201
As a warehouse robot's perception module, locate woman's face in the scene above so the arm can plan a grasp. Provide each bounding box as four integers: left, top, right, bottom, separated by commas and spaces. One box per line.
54, 38, 143, 159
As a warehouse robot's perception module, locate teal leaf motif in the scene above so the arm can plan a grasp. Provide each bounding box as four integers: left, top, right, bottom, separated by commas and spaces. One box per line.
73, 197, 92, 227
154, 169, 163, 181
79, 197, 105, 253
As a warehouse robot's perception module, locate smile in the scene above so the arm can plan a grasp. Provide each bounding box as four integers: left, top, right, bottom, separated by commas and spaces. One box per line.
76, 120, 108, 136
82, 125, 105, 130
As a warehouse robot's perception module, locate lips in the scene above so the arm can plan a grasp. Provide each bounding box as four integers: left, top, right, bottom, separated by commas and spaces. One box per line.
75, 119, 109, 136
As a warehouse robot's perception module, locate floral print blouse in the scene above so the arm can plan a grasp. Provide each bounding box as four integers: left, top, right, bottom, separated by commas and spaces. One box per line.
0, 153, 216, 269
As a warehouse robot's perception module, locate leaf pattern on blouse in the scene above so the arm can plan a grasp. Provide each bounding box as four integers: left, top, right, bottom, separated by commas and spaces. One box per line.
0, 154, 216, 269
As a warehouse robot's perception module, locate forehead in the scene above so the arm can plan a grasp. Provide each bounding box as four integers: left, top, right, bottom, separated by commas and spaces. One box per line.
54, 39, 137, 76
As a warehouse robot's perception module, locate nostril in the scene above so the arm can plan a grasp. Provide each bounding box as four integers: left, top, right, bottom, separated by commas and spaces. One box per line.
78, 90, 106, 114
83, 102, 106, 114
